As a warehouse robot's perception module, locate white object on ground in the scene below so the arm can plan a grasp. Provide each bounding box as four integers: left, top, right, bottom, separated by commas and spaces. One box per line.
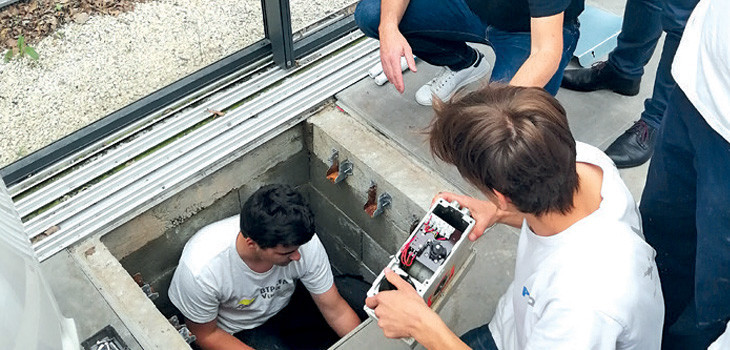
368, 56, 413, 84
374, 72, 389, 86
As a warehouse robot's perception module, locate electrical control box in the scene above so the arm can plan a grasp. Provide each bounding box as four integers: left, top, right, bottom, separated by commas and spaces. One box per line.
364, 198, 476, 344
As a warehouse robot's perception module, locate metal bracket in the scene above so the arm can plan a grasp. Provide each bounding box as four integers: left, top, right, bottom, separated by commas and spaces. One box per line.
373, 192, 392, 217
132, 272, 159, 301
168, 316, 197, 344
326, 149, 353, 184
336, 159, 353, 183
364, 182, 391, 218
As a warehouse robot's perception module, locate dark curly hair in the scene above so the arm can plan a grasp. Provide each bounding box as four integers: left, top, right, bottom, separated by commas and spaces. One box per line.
240, 184, 315, 249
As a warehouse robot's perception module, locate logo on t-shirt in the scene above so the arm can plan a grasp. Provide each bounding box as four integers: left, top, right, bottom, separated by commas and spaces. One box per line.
236, 297, 256, 309
522, 286, 535, 307
259, 279, 292, 299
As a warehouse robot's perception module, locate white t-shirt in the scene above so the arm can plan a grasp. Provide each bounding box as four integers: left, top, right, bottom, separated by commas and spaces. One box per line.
672, 0, 730, 143
168, 215, 334, 334
489, 142, 664, 350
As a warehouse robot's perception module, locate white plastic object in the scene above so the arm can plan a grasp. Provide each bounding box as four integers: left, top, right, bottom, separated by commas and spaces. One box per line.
369, 56, 415, 85
0, 179, 79, 350
374, 72, 389, 86
364, 198, 475, 346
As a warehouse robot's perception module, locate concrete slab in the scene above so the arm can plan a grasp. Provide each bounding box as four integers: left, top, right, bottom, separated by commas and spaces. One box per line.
336, 44, 496, 197
41, 250, 143, 349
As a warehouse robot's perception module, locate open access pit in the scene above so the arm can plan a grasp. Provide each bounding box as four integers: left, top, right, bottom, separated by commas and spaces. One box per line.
66, 106, 517, 349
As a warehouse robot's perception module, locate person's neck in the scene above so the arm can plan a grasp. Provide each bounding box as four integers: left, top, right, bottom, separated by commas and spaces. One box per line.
525, 162, 603, 237
236, 233, 273, 273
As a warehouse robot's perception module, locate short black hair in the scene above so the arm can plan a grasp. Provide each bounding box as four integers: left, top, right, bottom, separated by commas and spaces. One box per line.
429, 83, 578, 216
239, 184, 315, 249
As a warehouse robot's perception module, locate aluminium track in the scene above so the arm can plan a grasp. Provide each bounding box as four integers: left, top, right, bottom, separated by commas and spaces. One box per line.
23, 34, 379, 261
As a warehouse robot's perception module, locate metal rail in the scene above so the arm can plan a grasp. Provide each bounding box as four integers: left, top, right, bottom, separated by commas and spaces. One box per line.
30, 37, 380, 261
14, 31, 363, 219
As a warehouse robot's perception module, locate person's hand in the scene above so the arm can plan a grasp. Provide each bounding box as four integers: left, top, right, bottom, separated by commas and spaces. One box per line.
433, 191, 499, 241
365, 269, 436, 339
378, 26, 417, 93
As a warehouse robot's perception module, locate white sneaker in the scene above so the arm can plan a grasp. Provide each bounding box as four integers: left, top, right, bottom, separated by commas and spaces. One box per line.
415, 51, 490, 106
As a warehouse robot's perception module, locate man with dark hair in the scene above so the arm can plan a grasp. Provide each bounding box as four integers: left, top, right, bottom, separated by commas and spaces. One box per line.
169, 184, 361, 350
366, 84, 664, 349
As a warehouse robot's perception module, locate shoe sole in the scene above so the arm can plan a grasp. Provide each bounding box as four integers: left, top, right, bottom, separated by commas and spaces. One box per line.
416, 63, 491, 106
613, 157, 651, 169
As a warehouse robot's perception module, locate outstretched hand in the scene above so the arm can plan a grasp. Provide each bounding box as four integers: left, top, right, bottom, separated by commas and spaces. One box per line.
432, 191, 499, 241
365, 269, 434, 339
379, 27, 417, 93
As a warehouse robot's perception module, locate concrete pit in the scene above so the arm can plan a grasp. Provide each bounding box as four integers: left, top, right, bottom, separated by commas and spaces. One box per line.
60, 106, 517, 349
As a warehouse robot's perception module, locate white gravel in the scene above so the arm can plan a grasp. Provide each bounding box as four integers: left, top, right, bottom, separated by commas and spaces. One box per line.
0, 0, 355, 167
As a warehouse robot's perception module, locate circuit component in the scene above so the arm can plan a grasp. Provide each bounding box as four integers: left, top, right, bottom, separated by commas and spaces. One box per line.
366, 198, 476, 335
397, 204, 468, 283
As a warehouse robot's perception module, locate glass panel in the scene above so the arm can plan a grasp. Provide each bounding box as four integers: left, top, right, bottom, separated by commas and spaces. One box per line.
0, 0, 265, 168
290, 0, 358, 34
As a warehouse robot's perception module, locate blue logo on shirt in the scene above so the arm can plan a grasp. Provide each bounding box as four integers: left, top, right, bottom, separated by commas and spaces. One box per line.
522, 286, 535, 306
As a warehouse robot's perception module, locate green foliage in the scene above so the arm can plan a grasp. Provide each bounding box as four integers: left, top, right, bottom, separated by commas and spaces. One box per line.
3, 35, 40, 63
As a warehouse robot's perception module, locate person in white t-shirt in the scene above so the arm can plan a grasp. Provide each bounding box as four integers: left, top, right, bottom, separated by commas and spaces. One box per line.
365, 83, 664, 349
639, 0, 730, 348
168, 184, 361, 350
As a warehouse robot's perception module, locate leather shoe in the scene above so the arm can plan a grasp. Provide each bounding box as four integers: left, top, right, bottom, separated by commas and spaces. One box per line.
561, 61, 641, 96
605, 120, 657, 168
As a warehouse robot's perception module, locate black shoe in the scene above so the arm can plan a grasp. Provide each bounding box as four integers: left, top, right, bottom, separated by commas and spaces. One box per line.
605, 120, 657, 168
561, 61, 641, 96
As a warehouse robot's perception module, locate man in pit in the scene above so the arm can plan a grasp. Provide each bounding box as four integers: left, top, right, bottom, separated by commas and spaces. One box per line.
169, 184, 362, 349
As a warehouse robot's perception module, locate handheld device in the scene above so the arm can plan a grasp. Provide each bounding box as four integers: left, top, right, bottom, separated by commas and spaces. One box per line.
364, 198, 476, 344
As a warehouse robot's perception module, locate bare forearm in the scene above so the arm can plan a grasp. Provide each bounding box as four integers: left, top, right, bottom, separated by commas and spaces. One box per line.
509, 51, 561, 88
411, 309, 470, 350
510, 14, 564, 89
379, 0, 410, 31
324, 306, 361, 337
196, 329, 254, 350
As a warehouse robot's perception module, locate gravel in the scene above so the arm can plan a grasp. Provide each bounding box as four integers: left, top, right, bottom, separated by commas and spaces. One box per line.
0, 0, 355, 168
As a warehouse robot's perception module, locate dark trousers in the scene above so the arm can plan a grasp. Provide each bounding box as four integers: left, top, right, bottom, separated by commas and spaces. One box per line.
231, 276, 369, 350
460, 323, 498, 350
353, 0, 579, 95
607, 0, 698, 129
640, 88, 730, 349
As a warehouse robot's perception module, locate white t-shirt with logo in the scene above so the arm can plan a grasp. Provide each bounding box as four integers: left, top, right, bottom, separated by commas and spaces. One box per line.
168, 215, 334, 334
489, 142, 664, 349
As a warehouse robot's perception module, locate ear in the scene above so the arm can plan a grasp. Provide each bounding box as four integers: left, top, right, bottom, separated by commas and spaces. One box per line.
491, 190, 512, 211
241, 234, 259, 248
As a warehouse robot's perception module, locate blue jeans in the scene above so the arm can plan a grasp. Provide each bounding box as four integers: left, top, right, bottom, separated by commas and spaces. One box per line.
354, 0, 580, 96
460, 323, 498, 350
606, 0, 698, 129
640, 88, 730, 348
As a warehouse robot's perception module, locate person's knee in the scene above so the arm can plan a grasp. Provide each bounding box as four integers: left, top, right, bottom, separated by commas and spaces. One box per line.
354, 0, 381, 38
